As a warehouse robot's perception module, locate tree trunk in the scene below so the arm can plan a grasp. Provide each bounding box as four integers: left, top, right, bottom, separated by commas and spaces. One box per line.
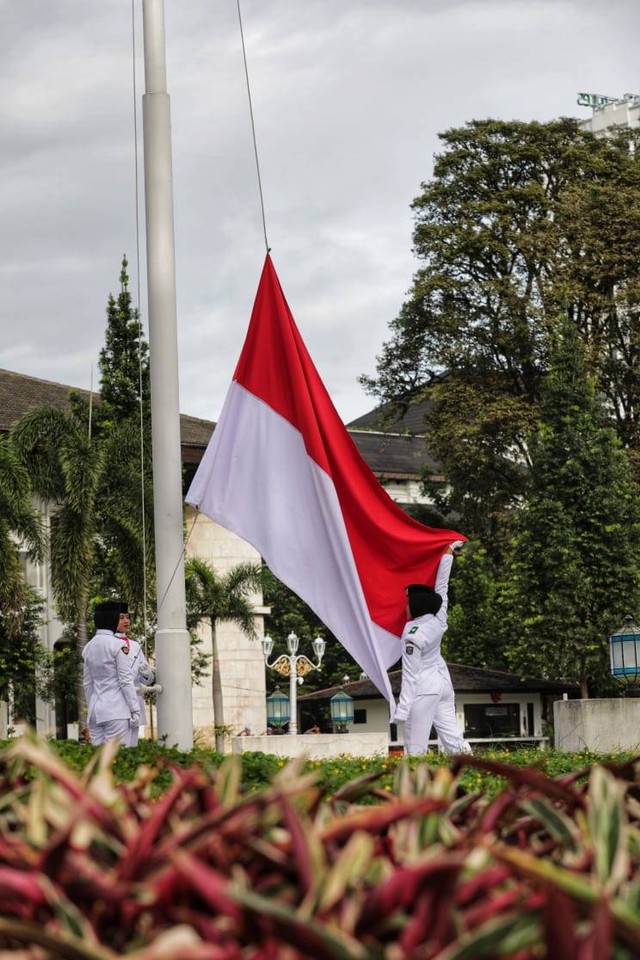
580, 665, 590, 700
211, 622, 226, 751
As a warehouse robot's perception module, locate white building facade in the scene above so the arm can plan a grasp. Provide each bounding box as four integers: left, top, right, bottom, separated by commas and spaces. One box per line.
577, 91, 640, 136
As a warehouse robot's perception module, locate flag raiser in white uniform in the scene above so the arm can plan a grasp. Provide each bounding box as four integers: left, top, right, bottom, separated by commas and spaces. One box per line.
185, 255, 466, 702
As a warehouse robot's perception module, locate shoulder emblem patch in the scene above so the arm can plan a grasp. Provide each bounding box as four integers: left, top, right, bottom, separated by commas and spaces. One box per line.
408, 626, 419, 635
121, 645, 130, 655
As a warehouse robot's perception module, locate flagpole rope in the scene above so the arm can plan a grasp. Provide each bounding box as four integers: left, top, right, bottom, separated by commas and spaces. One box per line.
131, 0, 150, 655
236, 0, 270, 253
156, 508, 199, 617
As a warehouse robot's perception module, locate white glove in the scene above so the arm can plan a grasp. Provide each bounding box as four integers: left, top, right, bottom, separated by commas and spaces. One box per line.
450, 540, 465, 553
139, 664, 155, 685
129, 712, 140, 728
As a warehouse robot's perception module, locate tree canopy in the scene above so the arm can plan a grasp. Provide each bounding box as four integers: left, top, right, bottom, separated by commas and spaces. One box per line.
500, 322, 640, 696
361, 118, 640, 544
98, 256, 150, 426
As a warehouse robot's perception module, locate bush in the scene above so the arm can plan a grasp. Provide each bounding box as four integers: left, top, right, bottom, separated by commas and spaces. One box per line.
1, 734, 640, 957
1, 736, 633, 799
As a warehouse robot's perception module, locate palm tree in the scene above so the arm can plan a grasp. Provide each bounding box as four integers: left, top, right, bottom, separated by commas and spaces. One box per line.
185, 558, 262, 750
0, 436, 43, 594
11, 403, 107, 726
94, 414, 155, 616
0, 436, 44, 729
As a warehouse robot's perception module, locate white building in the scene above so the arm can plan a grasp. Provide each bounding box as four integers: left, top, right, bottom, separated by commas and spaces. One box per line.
577, 91, 640, 135
299, 664, 575, 752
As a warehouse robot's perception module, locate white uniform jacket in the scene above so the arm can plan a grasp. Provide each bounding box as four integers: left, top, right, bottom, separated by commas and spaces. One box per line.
393, 554, 454, 723
117, 634, 154, 723
83, 629, 140, 724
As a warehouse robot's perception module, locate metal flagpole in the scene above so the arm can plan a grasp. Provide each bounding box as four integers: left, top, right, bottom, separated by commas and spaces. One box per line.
141, 0, 193, 750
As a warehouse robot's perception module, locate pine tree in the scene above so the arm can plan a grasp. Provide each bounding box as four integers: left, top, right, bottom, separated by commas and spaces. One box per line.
502, 321, 640, 696
98, 256, 150, 426
95, 256, 154, 616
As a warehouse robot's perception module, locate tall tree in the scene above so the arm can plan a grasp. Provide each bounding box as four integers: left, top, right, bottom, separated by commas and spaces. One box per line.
185, 558, 262, 749
0, 436, 43, 598
8, 259, 153, 734
97, 256, 150, 426
10, 405, 106, 725
500, 322, 640, 696
92, 416, 155, 617
95, 256, 154, 616
0, 437, 45, 725
443, 542, 507, 671
0, 584, 47, 726
361, 119, 640, 543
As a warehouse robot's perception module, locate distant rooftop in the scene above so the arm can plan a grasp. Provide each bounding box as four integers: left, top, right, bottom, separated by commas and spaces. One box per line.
347, 395, 434, 435
299, 663, 576, 701
0, 367, 213, 457
0, 367, 438, 480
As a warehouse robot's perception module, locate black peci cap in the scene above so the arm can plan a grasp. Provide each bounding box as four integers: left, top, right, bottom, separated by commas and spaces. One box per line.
93, 601, 121, 633
405, 583, 442, 618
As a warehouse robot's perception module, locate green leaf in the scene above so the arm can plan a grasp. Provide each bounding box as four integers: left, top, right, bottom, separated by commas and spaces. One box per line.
587, 765, 629, 892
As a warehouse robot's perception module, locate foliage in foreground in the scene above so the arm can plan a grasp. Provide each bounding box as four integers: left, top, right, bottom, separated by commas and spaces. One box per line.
2, 737, 640, 958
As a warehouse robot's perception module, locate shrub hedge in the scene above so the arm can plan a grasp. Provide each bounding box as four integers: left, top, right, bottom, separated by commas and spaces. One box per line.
1, 734, 640, 957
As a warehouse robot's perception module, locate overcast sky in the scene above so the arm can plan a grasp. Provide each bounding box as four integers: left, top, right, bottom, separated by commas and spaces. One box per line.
1, 0, 639, 424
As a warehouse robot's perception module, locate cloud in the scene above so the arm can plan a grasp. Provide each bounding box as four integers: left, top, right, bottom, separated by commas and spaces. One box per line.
1, 0, 639, 421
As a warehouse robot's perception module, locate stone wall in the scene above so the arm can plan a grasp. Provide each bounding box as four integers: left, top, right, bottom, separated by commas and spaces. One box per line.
554, 698, 640, 752
231, 732, 389, 759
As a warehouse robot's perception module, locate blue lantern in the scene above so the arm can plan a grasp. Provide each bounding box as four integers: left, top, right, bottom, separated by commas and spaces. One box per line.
609, 616, 640, 697
330, 689, 355, 731
266, 687, 290, 728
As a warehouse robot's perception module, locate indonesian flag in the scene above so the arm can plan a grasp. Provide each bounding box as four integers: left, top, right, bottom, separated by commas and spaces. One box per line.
186, 256, 466, 701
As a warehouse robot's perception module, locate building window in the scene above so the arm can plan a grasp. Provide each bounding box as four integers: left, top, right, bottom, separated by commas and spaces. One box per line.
464, 702, 520, 738
353, 708, 367, 725
526, 702, 535, 736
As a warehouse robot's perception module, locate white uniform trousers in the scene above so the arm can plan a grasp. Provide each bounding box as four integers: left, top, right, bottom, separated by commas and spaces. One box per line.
88, 717, 131, 746
404, 686, 472, 756
121, 721, 141, 748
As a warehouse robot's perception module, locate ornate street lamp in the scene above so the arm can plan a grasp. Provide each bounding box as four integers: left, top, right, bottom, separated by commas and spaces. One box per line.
609, 615, 640, 697
330, 689, 355, 732
262, 632, 326, 735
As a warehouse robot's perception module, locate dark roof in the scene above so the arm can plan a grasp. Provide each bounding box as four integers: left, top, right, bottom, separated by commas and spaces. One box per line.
349, 430, 441, 479
179, 414, 215, 464
348, 396, 435, 435
0, 367, 432, 480
0, 368, 98, 433
0, 367, 211, 454
299, 663, 577, 701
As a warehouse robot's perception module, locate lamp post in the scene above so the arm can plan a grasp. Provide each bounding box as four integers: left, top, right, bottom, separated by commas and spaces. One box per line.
262, 633, 325, 735
609, 615, 640, 697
